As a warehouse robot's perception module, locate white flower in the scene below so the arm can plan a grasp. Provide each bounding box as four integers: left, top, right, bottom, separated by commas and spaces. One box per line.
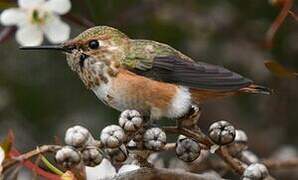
0, 0, 71, 46
0, 146, 5, 174
86, 158, 140, 180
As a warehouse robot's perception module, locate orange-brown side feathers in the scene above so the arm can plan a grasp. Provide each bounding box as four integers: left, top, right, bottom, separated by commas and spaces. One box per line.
190, 89, 236, 102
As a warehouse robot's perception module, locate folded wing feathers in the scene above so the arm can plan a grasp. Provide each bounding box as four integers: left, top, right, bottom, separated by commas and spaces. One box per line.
152, 56, 252, 91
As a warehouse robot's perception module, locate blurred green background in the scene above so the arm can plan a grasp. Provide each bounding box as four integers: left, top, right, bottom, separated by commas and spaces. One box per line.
0, 0, 297, 169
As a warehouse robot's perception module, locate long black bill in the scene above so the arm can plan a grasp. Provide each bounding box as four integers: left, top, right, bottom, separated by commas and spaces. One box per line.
19, 45, 71, 53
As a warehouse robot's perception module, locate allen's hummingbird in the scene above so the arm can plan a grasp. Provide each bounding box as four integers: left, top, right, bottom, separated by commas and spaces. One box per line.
21, 26, 271, 121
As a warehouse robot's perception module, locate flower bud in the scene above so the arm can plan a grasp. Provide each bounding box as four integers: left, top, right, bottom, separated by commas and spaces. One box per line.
106, 145, 128, 163
143, 127, 166, 151
208, 120, 235, 145
81, 146, 103, 167
100, 125, 126, 148
176, 135, 201, 162
242, 163, 269, 180
65, 125, 93, 148
119, 110, 143, 132
55, 146, 81, 169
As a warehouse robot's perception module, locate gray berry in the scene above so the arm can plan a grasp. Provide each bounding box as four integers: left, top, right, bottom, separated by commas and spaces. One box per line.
100, 125, 126, 148
81, 146, 103, 167
55, 146, 81, 169
143, 127, 166, 151
176, 135, 201, 162
119, 110, 143, 132
208, 120, 235, 145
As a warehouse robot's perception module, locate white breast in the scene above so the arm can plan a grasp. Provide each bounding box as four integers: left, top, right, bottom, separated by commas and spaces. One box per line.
92, 82, 111, 105
165, 86, 192, 118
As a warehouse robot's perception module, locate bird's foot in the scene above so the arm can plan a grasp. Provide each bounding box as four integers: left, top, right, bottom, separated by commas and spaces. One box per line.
177, 104, 201, 129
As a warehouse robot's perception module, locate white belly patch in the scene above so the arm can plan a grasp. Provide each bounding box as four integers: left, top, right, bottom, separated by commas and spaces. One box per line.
92, 82, 111, 106
165, 86, 192, 118
92, 82, 191, 120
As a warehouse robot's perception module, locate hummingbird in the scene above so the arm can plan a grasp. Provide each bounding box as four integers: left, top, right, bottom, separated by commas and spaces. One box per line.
20, 26, 271, 121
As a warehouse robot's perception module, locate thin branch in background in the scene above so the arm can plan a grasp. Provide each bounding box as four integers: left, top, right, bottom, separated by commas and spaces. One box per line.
3, 145, 61, 171
0, 27, 16, 43
63, 13, 95, 29
262, 158, 298, 170
265, 0, 293, 49
7, 148, 61, 180
288, 10, 298, 21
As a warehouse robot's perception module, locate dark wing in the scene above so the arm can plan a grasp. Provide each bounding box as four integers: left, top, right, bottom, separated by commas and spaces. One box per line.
130, 56, 252, 91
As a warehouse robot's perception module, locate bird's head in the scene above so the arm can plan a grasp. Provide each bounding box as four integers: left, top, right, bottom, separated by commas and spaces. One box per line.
20, 26, 130, 72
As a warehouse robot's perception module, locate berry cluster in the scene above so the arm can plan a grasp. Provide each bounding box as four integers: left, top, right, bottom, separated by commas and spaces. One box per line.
54, 109, 271, 180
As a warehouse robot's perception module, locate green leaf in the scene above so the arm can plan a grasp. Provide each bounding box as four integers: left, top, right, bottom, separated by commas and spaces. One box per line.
41, 155, 64, 176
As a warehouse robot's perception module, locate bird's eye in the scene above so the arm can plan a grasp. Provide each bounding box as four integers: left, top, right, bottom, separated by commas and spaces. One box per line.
88, 40, 100, 49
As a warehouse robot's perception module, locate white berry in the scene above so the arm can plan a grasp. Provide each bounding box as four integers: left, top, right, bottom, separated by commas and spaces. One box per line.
100, 125, 126, 148
176, 135, 201, 162
65, 125, 93, 148
144, 127, 166, 151
55, 146, 81, 169
119, 110, 143, 132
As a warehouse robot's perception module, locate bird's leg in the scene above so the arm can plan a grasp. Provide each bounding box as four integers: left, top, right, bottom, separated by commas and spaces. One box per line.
177, 104, 201, 129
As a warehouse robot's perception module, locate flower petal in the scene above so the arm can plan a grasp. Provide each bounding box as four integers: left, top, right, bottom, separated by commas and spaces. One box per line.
118, 164, 140, 174
43, 16, 70, 43
43, 0, 71, 15
0, 8, 27, 26
16, 25, 43, 46
18, 0, 45, 9
0, 147, 4, 164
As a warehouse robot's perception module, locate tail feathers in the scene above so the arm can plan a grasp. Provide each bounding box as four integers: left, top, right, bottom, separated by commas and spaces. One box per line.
240, 84, 273, 95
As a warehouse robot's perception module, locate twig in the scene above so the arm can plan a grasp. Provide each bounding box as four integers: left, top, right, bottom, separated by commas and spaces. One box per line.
163, 126, 245, 175
114, 167, 221, 180
3, 145, 61, 170
32, 155, 42, 179
7, 148, 61, 180
0, 27, 16, 43
127, 143, 176, 154
163, 126, 212, 146
265, 0, 293, 49
163, 143, 176, 151
216, 147, 245, 175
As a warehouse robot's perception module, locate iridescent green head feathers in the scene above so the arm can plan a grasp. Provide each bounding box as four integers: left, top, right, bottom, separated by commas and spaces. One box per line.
71, 26, 129, 43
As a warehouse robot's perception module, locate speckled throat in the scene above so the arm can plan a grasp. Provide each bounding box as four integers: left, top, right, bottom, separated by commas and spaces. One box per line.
66, 50, 121, 89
